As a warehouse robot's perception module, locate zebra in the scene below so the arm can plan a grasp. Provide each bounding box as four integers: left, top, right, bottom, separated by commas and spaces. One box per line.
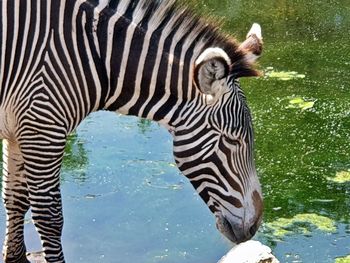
0, 0, 264, 262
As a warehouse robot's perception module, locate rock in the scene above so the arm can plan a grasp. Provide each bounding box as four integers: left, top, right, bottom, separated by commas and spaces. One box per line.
218, 240, 279, 263
26, 251, 46, 263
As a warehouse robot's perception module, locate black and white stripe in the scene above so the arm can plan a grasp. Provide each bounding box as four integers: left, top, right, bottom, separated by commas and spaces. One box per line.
0, 0, 263, 262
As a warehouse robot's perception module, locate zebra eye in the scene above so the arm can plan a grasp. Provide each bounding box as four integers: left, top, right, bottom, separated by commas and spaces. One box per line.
223, 136, 241, 146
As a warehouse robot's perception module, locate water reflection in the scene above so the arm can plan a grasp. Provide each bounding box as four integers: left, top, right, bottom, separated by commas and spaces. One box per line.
137, 118, 153, 135
62, 133, 89, 183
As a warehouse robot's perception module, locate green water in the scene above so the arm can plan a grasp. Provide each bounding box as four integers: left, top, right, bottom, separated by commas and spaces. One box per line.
1, 0, 350, 262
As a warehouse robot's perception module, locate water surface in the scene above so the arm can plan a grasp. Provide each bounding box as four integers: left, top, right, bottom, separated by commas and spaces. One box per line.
1, 0, 350, 262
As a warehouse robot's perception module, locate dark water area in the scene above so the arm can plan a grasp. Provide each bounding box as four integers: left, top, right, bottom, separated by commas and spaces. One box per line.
1, 0, 350, 262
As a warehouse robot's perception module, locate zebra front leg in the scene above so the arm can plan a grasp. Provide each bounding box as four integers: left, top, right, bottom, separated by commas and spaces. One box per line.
20, 137, 66, 263
2, 139, 30, 263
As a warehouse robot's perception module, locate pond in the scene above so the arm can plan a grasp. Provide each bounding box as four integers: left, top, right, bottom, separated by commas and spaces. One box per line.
1, 0, 350, 262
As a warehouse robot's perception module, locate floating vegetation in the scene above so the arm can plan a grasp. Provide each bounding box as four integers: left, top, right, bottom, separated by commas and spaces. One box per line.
328, 170, 350, 183
264, 67, 306, 80
286, 97, 316, 111
145, 180, 184, 190
266, 213, 336, 238
335, 255, 350, 263
84, 193, 102, 199
66, 189, 118, 201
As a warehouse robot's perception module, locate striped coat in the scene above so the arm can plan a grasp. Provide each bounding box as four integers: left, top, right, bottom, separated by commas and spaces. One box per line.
0, 1, 263, 262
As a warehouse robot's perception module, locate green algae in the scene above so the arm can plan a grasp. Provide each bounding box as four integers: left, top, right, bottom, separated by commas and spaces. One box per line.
328, 170, 350, 183
266, 213, 336, 238
335, 255, 350, 263
286, 97, 316, 111
264, 67, 306, 81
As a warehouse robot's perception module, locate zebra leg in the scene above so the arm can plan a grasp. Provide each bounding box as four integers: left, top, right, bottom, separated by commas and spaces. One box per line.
20, 136, 66, 263
2, 139, 30, 263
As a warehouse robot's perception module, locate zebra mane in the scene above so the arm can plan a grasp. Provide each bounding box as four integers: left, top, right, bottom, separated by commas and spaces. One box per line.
93, 0, 259, 77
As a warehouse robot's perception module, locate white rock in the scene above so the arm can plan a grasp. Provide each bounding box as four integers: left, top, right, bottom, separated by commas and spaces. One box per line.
218, 240, 279, 263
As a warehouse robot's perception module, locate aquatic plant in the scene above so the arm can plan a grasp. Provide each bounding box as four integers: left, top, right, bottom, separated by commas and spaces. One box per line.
335, 255, 350, 263
328, 170, 350, 183
266, 213, 336, 238
264, 67, 306, 81
286, 97, 315, 111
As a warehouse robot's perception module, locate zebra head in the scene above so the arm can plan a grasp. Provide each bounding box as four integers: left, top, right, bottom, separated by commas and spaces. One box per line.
173, 24, 263, 244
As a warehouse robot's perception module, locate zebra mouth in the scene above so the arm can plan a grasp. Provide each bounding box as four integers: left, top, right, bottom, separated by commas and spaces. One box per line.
215, 214, 253, 244
215, 215, 238, 243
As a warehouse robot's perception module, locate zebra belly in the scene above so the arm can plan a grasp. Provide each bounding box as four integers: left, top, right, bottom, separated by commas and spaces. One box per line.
0, 108, 7, 139
0, 107, 15, 140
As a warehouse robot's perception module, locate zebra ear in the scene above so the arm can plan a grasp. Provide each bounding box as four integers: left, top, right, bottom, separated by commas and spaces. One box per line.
229, 23, 263, 79
194, 48, 230, 95
237, 23, 263, 67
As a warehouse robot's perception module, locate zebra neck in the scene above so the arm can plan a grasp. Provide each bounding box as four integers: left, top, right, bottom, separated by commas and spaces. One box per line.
89, 0, 204, 129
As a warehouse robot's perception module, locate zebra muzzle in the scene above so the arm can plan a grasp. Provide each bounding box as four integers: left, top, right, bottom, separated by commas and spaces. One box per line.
215, 214, 255, 244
